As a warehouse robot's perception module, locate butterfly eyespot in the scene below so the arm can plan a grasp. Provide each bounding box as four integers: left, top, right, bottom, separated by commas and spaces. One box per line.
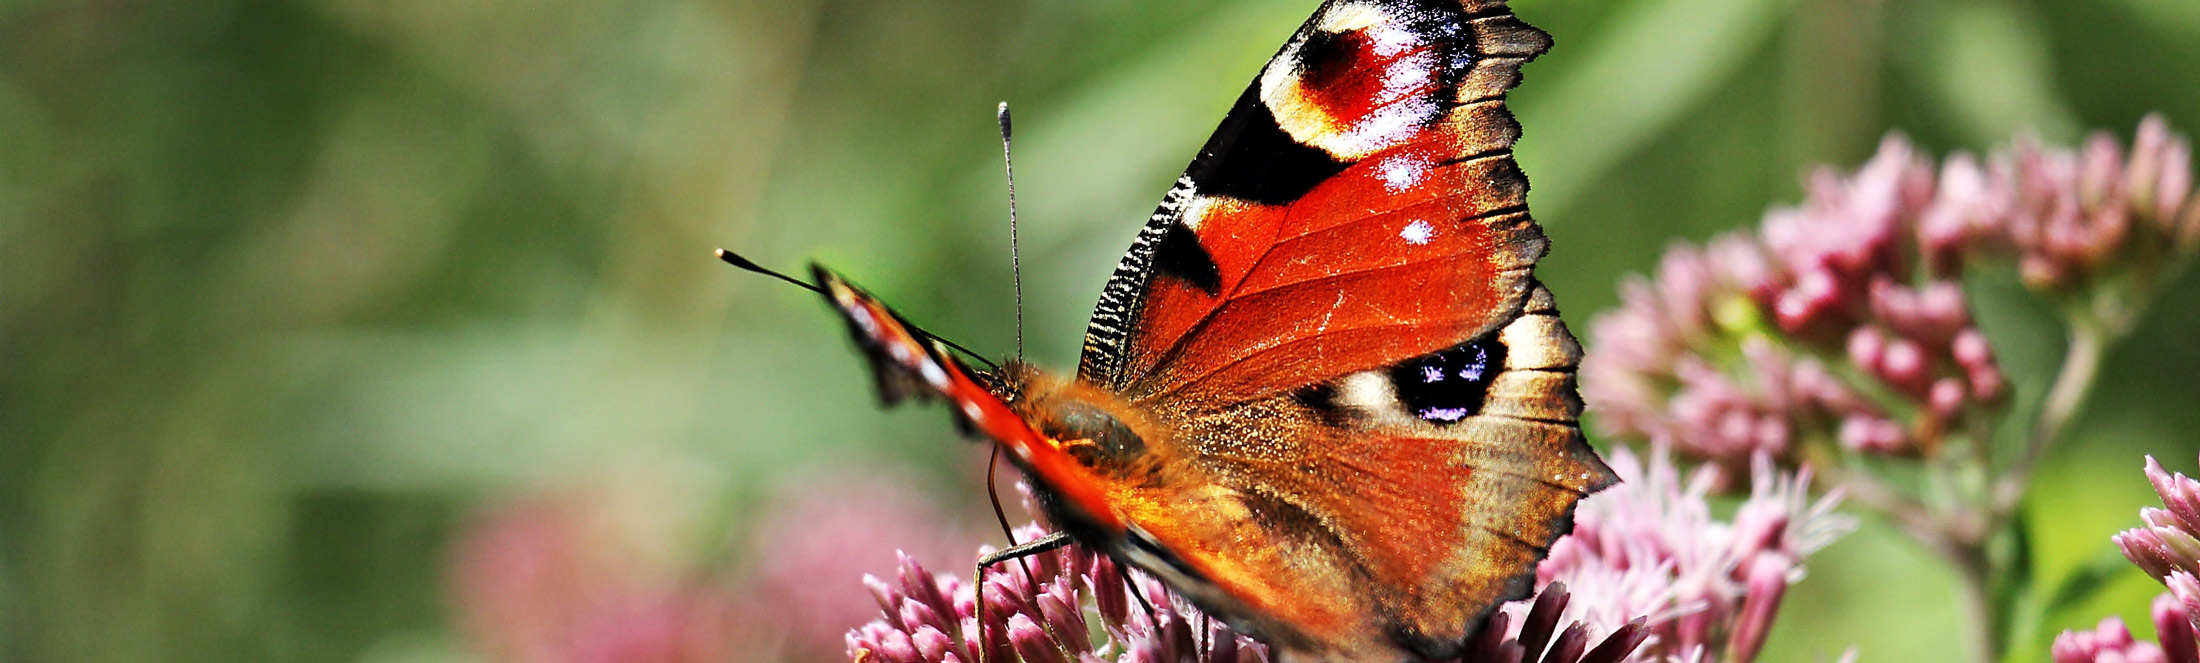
1257, 1, 1466, 162
1387, 334, 1508, 424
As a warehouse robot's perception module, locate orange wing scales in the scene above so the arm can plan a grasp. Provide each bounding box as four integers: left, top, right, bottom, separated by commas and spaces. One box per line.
1109, 282, 1612, 660
1122, 169, 1545, 404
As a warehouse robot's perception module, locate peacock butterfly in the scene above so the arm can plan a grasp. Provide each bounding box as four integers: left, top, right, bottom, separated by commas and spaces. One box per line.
727, 0, 1616, 660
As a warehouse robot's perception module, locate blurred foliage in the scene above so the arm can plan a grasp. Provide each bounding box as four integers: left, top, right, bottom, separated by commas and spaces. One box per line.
3, 0, 2198, 662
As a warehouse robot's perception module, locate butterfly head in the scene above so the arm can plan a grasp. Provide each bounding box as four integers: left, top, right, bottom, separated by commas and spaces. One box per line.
807, 266, 1140, 534
992, 363, 1166, 529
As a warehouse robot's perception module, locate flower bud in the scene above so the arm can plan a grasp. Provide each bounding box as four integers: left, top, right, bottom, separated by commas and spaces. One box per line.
1728, 553, 1796, 663
2153, 592, 2198, 663
1007, 613, 1067, 663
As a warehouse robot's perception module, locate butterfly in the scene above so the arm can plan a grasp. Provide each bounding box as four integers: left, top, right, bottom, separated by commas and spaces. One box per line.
731, 0, 1616, 660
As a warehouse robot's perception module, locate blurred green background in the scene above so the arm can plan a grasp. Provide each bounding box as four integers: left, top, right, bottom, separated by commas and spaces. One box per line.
5, 0, 2200, 661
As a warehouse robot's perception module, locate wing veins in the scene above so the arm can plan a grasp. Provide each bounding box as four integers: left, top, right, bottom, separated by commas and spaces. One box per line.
1142, 256, 1526, 399
1459, 463, 1593, 497
1268, 191, 1522, 249
1233, 244, 1493, 300
1130, 189, 1532, 393
1470, 522, 1550, 554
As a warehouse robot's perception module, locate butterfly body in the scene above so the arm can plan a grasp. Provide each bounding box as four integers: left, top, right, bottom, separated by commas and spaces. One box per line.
788, 1, 1618, 660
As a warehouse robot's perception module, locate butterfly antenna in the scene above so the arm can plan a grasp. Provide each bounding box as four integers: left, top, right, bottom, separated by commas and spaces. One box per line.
716, 248, 824, 295
715, 248, 999, 371
997, 102, 1025, 364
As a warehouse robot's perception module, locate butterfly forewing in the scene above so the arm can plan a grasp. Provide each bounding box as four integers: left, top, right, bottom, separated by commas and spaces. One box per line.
1080, 5, 1552, 404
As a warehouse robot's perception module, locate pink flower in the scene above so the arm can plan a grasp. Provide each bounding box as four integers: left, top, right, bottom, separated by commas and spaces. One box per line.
1526, 448, 1852, 662
2052, 614, 2169, 663
2051, 592, 2198, 663
846, 519, 1656, 663
744, 471, 987, 659
449, 469, 983, 663
449, 495, 749, 663
1937, 115, 2200, 292
2116, 455, 2200, 589
2056, 453, 2200, 663
846, 525, 1272, 663
1588, 116, 2199, 470
1758, 137, 1935, 335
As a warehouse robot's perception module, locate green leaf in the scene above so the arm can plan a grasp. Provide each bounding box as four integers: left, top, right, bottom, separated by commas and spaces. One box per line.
2041, 547, 2150, 623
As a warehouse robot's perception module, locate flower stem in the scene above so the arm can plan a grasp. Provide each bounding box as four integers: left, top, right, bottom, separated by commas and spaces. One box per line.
1954, 541, 2001, 663
1954, 312, 2110, 663
1809, 451, 2002, 662
1993, 320, 2107, 516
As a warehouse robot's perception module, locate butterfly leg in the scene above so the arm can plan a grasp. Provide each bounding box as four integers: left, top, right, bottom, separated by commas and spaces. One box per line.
972, 531, 1075, 663
976, 529, 1074, 568
1118, 568, 1165, 638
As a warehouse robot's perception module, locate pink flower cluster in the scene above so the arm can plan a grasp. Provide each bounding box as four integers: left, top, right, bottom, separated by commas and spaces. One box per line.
2051, 595, 2196, 663
1926, 117, 2200, 291
846, 524, 1270, 663
1584, 117, 2199, 469
2114, 456, 2200, 587
845, 530, 1654, 663
2054, 454, 2200, 663
1525, 448, 1853, 663
450, 496, 749, 663
850, 452, 1850, 663
448, 471, 983, 663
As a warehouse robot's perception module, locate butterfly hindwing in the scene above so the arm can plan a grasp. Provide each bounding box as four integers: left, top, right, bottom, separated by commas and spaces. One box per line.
1099, 283, 1611, 660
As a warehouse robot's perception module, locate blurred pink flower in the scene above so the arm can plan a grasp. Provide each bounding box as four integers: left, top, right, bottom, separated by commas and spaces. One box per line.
743, 471, 988, 659
1583, 121, 2198, 468
1758, 138, 1936, 336
1988, 117, 2199, 291
450, 468, 984, 663
1589, 116, 2197, 469
450, 495, 748, 663
1586, 115, 2197, 663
